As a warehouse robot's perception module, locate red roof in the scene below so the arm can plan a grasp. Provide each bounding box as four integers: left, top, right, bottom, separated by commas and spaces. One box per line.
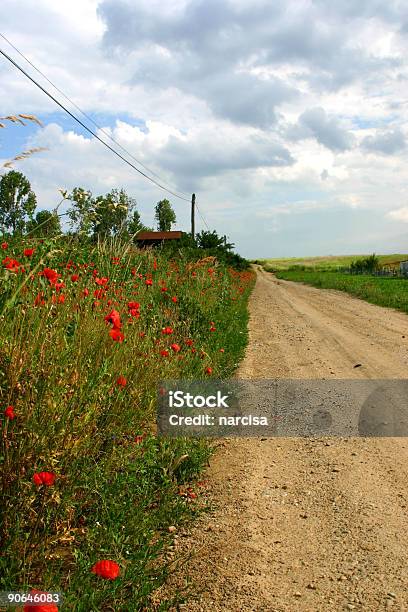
136, 231, 183, 240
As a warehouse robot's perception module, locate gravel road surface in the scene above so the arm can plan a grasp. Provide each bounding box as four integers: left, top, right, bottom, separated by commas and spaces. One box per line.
165, 267, 408, 611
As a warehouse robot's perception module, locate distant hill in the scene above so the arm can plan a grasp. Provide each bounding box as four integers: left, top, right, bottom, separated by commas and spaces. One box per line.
257, 254, 408, 272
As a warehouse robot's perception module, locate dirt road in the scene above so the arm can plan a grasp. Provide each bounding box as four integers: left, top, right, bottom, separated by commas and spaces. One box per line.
168, 267, 408, 611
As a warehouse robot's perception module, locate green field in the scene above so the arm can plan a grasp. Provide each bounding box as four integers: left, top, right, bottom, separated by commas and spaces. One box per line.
258, 254, 408, 272
275, 270, 408, 314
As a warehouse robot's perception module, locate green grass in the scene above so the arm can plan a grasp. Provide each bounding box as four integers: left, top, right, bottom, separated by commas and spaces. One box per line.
0, 236, 255, 611
257, 254, 408, 272
275, 269, 408, 314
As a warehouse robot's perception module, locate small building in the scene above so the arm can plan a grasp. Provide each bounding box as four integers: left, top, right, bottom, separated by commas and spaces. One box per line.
400, 260, 408, 277
136, 230, 183, 248
380, 259, 408, 277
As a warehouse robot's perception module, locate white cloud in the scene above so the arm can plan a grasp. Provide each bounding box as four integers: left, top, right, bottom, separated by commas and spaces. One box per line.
387, 207, 408, 222
1, 0, 408, 256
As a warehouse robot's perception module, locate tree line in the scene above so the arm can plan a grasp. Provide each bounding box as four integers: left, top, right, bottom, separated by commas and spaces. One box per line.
0, 169, 249, 269
0, 170, 179, 240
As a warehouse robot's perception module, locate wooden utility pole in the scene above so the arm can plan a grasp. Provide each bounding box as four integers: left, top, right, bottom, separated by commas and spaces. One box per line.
191, 193, 195, 239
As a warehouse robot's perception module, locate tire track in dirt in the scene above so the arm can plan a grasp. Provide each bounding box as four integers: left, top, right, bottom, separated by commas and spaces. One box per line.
164, 267, 408, 612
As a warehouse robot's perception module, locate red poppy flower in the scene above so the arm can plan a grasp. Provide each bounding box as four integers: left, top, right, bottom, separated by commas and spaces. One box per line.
71, 274, 80, 282
139, 332, 146, 338
91, 559, 120, 580
185, 339, 194, 346
3, 256, 20, 272
1, 242, 8, 249
23, 590, 58, 612
145, 279, 153, 286
160, 349, 169, 357
127, 301, 140, 310
4, 405, 15, 419
153, 259, 158, 270
105, 309, 121, 329
34, 292, 45, 306
171, 343, 181, 353
210, 326, 216, 332
95, 277, 108, 286
129, 309, 140, 318
82, 288, 89, 297
24, 248, 35, 257
109, 328, 124, 342
93, 288, 106, 299
33, 472, 56, 486
162, 327, 173, 335
116, 375, 127, 387
205, 367, 213, 375
161, 287, 168, 292
41, 267, 59, 285
220, 348, 225, 353
171, 296, 178, 303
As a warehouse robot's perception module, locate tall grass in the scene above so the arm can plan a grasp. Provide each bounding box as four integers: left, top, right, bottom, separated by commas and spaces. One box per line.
0, 236, 254, 610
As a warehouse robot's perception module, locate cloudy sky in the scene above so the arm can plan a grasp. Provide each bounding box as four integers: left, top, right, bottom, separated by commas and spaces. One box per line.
1, 0, 408, 258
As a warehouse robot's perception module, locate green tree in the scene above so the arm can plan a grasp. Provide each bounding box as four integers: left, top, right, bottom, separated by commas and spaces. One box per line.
92, 189, 132, 239
154, 199, 176, 231
196, 230, 234, 251
0, 170, 36, 234
126, 209, 153, 241
66, 187, 94, 236
26, 210, 61, 237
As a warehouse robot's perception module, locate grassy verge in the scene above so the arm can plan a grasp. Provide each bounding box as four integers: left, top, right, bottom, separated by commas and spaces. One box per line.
275, 269, 408, 314
0, 237, 255, 611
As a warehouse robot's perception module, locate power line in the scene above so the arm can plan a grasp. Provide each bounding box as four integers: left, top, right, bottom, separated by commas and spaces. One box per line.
0, 32, 191, 200
0, 46, 191, 202
196, 201, 210, 231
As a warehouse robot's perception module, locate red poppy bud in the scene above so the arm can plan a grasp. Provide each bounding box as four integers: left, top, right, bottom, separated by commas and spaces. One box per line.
91, 559, 120, 580
205, 367, 213, 375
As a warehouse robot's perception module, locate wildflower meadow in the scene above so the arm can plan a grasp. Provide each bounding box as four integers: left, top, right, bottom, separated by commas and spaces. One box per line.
0, 235, 254, 610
